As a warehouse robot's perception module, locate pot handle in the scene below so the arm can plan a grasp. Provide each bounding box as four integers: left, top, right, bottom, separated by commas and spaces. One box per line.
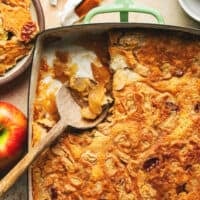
84, 0, 164, 24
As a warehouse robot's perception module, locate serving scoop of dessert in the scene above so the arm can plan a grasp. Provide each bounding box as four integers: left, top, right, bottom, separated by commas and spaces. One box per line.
0, 0, 38, 76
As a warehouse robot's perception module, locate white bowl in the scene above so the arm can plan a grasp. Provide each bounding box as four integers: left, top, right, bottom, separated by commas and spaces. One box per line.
0, 0, 45, 86
178, 0, 200, 23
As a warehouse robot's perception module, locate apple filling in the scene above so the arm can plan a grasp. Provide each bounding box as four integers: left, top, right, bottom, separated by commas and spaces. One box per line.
33, 42, 112, 145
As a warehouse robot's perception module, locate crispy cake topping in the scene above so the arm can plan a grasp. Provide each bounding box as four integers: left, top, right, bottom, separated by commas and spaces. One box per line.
32, 30, 200, 200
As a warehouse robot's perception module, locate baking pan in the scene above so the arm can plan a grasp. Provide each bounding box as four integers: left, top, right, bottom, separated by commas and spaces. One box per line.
28, 22, 199, 199
28, 0, 200, 199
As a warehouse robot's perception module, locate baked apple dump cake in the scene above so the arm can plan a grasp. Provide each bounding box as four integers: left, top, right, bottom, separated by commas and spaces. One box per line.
0, 0, 38, 75
32, 30, 200, 200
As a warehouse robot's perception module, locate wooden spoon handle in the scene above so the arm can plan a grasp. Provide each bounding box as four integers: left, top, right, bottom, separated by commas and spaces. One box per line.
0, 119, 66, 197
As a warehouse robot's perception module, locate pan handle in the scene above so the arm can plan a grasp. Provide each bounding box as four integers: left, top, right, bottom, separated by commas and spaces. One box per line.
84, 0, 164, 24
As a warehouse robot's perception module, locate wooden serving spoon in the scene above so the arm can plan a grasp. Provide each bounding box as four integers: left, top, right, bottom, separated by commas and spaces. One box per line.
0, 85, 109, 197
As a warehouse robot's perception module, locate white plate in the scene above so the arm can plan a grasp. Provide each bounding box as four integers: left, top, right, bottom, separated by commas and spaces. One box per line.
179, 0, 200, 22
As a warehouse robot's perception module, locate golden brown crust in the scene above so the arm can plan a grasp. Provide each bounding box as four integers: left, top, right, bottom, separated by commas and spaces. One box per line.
0, 0, 30, 9
32, 30, 200, 200
0, 3, 37, 42
109, 30, 200, 81
0, 38, 31, 75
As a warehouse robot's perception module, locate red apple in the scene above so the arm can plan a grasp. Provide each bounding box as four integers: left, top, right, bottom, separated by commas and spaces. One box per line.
0, 101, 27, 171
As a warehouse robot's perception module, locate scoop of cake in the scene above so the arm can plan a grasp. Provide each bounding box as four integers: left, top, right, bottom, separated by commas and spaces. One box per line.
59, 0, 101, 26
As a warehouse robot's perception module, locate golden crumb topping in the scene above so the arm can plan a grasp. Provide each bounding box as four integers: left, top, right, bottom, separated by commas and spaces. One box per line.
32, 30, 200, 200
0, 0, 38, 75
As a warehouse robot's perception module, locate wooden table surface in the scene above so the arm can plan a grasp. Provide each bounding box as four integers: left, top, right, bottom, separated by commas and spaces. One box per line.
0, 0, 199, 199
